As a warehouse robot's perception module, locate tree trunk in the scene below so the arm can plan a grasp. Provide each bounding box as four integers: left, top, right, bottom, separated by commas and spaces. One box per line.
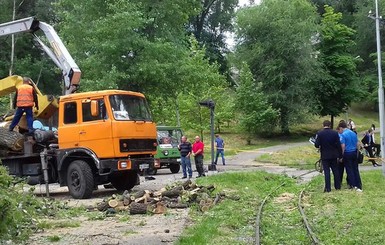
330, 115, 334, 129
175, 98, 180, 127
129, 202, 148, 214
0, 127, 24, 151
167, 203, 188, 209
161, 186, 183, 198
280, 106, 290, 135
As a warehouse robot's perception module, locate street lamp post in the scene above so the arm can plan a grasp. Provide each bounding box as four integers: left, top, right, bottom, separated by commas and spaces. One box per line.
199, 100, 216, 171
369, 0, 385, 175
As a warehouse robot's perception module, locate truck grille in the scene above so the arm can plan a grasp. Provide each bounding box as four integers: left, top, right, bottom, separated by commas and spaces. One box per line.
120, 139, 157, 152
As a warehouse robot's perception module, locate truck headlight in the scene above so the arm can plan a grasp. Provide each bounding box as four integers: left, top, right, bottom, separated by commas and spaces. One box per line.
163, 150, 169, 156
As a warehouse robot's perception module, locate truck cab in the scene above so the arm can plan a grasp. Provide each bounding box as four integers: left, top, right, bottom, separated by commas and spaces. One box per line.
150, 126, 183, 175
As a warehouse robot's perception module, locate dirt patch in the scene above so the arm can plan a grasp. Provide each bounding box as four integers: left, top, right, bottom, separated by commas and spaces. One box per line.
29, 208, 190, 245
273, 192, 295, 204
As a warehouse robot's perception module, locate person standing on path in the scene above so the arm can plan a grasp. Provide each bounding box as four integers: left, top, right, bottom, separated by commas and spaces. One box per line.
178, 136, 193, 179
192, 136, 205, 178
339, 121, 362, 192
9, 77, 39, 133
214, 134, 225, 165
315, 120, 341, 192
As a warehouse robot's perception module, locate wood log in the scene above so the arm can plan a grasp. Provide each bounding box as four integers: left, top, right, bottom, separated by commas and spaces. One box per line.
200, 204, 211, 212
133, 190, 146, 199
144, 190, 153, 197
108, 199, 120, 208
135, 195, 147, 203
0, 149, 10, 157
96, 201, 109, 212
154, 187, 167, 197
115, 206, 129, 212
123, 197, 132, 206
213, 194, 221, 205
0, 127, 24, 151
153, 202, 167, 214
162, 186, 183, 198
129, 202, 148, 214
190, 187, 201, 195
182, 179, 192, 190
167, 203, 188, 209
206, 184, 215, 192
147, 197, 158, 204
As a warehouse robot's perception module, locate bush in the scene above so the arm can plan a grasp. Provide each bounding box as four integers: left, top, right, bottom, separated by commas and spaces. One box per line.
0, 166, 41, 243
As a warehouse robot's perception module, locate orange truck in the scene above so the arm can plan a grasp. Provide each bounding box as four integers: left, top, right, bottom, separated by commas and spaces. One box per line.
0, 18, 157, 198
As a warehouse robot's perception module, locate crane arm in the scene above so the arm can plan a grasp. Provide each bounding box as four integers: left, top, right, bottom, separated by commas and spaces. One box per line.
0, 17, 81, 95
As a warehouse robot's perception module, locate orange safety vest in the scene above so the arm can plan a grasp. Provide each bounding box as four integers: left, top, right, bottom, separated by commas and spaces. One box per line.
16, 84, 34, 107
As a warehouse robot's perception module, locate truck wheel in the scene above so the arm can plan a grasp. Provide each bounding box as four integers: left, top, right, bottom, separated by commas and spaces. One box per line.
170, 164, 180, 174
67, 160, 94, 199
110, 171, 138, 191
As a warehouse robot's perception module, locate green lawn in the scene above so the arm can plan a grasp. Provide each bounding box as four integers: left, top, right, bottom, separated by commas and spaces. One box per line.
176, 170, 385, 245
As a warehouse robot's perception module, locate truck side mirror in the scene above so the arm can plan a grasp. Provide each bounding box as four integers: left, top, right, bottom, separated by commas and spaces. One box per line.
90, 100, 99, 117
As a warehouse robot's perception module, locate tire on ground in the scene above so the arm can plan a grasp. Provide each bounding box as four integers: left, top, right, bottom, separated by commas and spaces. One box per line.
110, 171, 139, 191
170, 164, 180, 173
66, 160, 94, 199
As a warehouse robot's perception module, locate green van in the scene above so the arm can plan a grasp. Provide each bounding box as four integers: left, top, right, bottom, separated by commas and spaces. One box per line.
149, 126, 183, 175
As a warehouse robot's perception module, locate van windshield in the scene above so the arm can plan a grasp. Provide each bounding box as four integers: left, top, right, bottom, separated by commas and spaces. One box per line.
157, 129, 182, 147
109, 95, 152, 121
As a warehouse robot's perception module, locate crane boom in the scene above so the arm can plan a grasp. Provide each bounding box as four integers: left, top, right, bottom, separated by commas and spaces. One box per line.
0, 17, 81, 94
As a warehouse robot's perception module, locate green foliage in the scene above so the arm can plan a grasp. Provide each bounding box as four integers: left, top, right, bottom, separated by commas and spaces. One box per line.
235, 0, 320, 134
0, 0, 62, 95
189, 0, 239, 84
0, 166, 40, 242
236, 64, 278, 136
313, 5, 361, 118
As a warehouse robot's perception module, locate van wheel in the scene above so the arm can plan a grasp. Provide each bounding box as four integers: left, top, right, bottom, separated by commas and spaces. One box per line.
170, 164, 180, 173
67, 160, 94, 199
110, 171, 138, 191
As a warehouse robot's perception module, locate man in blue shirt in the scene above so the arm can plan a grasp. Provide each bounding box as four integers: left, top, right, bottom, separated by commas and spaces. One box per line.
338, 121, 362, 192
214, 134, 225, 165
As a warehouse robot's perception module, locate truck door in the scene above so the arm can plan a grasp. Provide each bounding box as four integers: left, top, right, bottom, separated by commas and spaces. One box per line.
79, 98, 114, 158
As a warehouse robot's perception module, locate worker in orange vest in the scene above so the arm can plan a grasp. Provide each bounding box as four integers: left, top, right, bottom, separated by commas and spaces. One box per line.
9, 77, 39, 133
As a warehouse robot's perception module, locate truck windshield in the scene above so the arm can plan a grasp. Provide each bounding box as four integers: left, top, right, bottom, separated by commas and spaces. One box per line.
157, 129, 182, 147
109, 95, 152, 121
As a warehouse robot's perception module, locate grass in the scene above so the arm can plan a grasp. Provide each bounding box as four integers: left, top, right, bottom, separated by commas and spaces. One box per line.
47, 235, 61, 242
176, 172, 299, 245
176, 170, 385, 245
304, 171, 385, 244
255, 145, 320, 170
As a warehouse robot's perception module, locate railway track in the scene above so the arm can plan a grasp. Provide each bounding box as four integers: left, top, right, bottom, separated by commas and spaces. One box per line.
255, 170, 320, 245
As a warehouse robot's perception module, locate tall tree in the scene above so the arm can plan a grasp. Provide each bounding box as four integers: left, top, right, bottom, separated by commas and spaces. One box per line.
313, 5, 360, 126
0, 0, 62, 98
236, 63, 278, 141
235, 0, 320, 134
55, 0, 230, 130
189, 0, 238, 84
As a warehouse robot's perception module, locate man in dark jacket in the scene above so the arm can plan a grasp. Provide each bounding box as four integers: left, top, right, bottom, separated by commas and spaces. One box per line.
178, 136, 193, 179
361, 129, 381, 167
315, 120, 342, 192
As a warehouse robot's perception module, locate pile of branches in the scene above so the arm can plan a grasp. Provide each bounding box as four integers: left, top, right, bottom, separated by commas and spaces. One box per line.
95, 180, 225, 215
